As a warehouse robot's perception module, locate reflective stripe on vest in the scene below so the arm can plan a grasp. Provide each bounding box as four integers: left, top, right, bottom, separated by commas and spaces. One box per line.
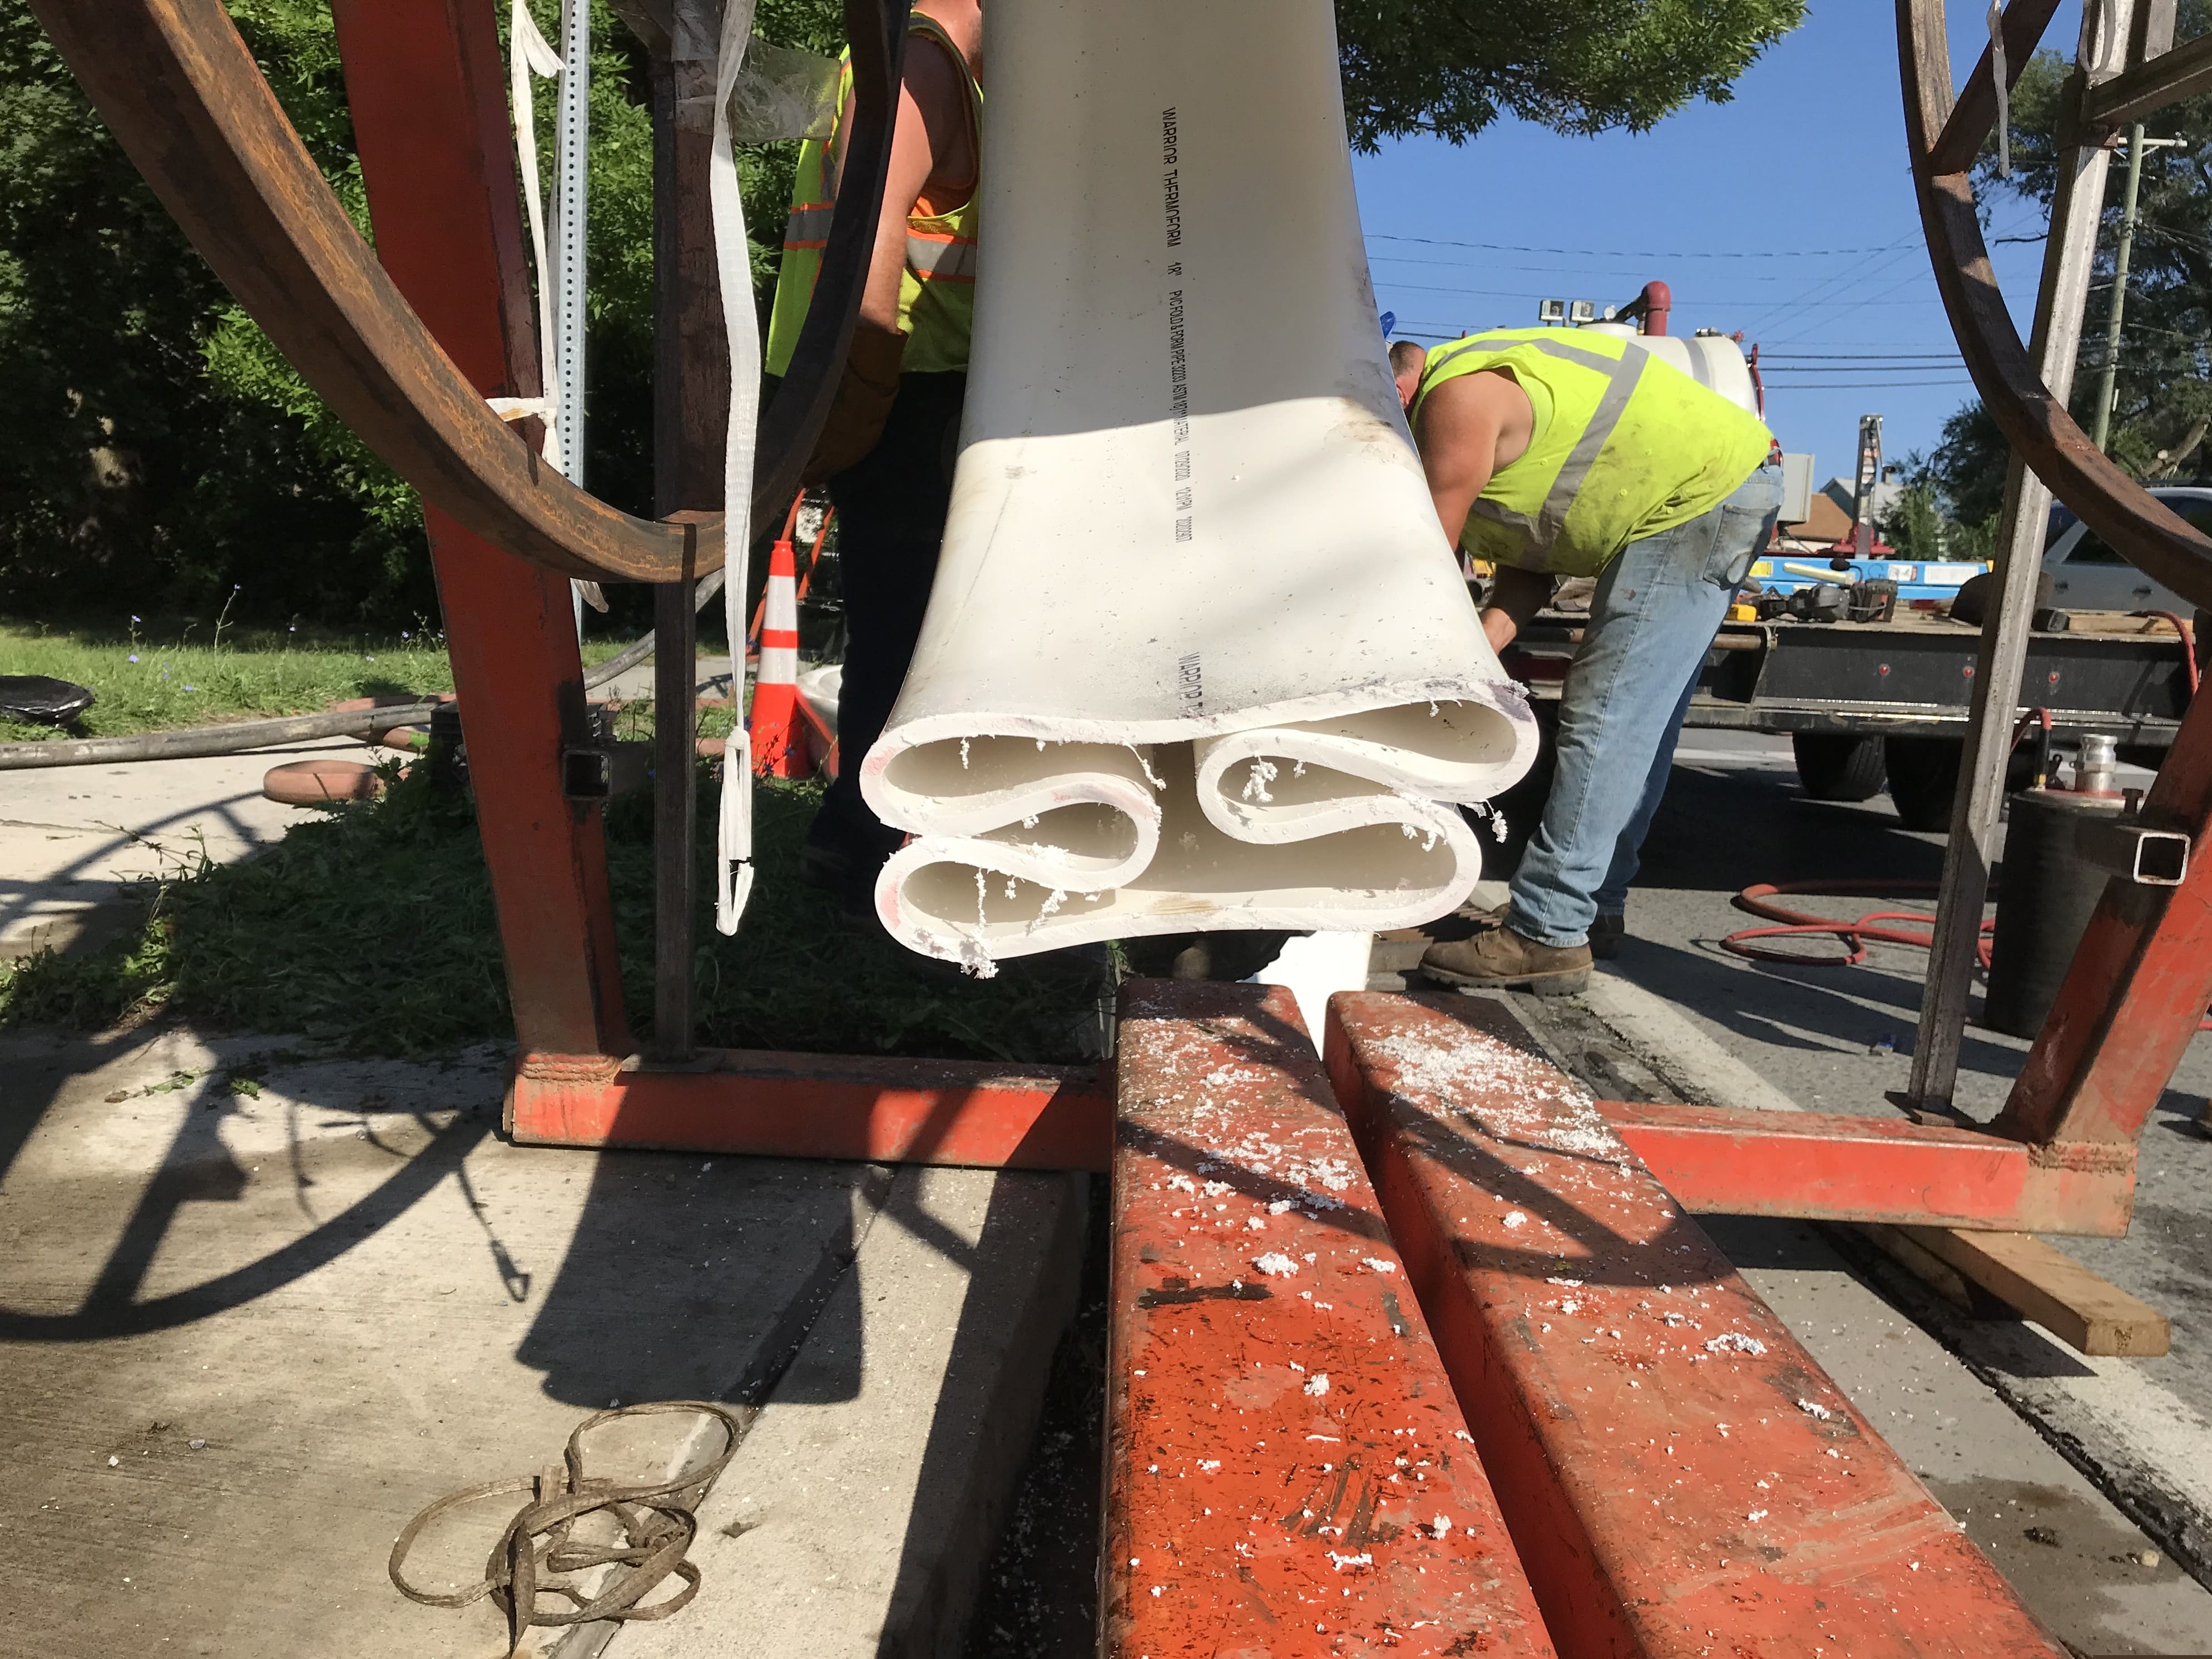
1416, 327, 1772, 577
906, 228, 977, 281
783, 201, 834, 251
763, 17, 980, 379
1465, 338, 1647, 552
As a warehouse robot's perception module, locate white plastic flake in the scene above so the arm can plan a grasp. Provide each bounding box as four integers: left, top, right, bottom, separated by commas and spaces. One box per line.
1253, 1252, 1299, 1277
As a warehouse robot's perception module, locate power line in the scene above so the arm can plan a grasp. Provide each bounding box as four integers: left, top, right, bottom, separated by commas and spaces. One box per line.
1375, 278, 1943, 307
1760, 352, 1962, 361
1368, 232, 1929, 260
1761, 379, 1977, 389
1368, 252, 1898, 285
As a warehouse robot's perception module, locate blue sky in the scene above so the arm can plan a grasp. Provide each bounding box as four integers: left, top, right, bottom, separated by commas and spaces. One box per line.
1352, 3, 2084, 485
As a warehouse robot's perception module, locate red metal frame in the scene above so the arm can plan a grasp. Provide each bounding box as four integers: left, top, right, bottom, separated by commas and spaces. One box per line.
1106, 982, 1555, 1657
509, 1050, 1109, 1170
1597, 1100, 2135, 1236
325, 0, 2201, 1231
333, 0, 628, 1060
1324, 989, 2072, 1658
328, 0, 1048, 1156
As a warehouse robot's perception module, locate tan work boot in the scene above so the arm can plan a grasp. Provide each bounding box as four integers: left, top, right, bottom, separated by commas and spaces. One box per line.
1420, 924, 1592, 996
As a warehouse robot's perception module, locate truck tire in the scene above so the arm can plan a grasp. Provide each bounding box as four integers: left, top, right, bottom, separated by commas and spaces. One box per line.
1884, 735, 1963, 832
1792, 732, 1888, 802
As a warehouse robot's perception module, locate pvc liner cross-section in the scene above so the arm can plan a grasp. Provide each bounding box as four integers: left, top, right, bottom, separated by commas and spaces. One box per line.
863, 0, 1536, 967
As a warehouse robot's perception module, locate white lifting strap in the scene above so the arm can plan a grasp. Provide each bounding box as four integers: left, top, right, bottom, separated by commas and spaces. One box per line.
506, 1, 566, 467
712, 0, 764, 932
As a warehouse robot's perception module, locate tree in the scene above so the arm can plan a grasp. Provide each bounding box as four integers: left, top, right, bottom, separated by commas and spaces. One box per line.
1338, 0, 1804, 150
0, 1, 1805, 628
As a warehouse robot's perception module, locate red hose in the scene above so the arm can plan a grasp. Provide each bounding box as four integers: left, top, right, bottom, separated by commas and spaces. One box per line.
2134, 610, 2200, 696
1721, 880, 1993, 968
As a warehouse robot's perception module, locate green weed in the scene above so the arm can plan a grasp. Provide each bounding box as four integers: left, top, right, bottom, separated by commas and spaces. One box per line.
0, 761, 1107, 1066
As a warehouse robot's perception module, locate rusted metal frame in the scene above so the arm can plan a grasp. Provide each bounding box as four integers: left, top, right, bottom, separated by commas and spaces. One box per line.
1106, 981, 1555, 1657
1324, 991, 2073, 1659
1996, 683, 2212, 1147
2086, 26, 2212, 124
1594, 1099, 2136, 1235
330, 0, 629, 1057
1897, 0, 2212, 607
506, 1049, 1113, 1171
28, 0, 707, 582
2131, 0, 2181, 66
650, 571, 700, 1059
1927, 0, 2065, 175
28, 0, 899, 581
1904, 0, 2149, 1111
641, 5, 725, 1066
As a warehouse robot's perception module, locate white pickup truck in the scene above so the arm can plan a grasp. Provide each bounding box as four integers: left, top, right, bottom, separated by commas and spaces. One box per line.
2045, 486, 2212, 615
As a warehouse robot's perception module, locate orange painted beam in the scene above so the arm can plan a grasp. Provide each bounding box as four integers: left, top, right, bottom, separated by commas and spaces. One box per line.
1596, 1099, 2136, 1236
506, 1048, 1110, 1170
1106, 980, 1556, 1657
1325, 990, 2071, 1659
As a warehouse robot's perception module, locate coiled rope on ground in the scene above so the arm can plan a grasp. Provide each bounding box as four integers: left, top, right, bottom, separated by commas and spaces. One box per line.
388, 1400, 745, 1656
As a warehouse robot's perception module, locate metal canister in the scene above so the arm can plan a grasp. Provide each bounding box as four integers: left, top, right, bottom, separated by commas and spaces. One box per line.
1985, 787, 2125, 1039
2076, 732, 2119, 796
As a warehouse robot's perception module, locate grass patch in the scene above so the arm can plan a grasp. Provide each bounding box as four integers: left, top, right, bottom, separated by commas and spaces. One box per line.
0, 618, 654, 744
0, 759, 1108, 1066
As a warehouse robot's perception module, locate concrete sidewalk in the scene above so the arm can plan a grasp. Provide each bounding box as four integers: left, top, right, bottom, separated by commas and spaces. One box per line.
0, 736, 394, 959
0, 1027, 1085, 1659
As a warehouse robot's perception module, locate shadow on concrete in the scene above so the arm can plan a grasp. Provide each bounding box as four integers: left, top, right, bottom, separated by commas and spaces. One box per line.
1607, 933, 2038, 1091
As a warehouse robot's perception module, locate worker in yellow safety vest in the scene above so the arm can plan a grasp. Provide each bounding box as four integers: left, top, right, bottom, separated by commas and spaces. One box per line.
765, 0, 981, 919
1391, 328, 1783, 993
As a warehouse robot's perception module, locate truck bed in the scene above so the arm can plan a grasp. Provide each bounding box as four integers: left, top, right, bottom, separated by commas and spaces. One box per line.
1503, 608, 2196, 746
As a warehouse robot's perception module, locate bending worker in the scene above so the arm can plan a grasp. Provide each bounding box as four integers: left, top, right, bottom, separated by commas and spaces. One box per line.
764, 0, 982, 919
1391, 329, 1782, 993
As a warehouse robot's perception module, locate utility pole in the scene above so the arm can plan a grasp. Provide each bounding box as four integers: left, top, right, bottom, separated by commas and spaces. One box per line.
1852, 413, 1883, 558
2090, 127, 2184, 452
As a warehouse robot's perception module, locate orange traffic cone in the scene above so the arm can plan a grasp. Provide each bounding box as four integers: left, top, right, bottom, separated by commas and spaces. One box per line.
749, 531, 804, 777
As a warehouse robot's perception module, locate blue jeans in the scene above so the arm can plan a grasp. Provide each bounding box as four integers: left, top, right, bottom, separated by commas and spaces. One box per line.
1507, 462, 1786, 948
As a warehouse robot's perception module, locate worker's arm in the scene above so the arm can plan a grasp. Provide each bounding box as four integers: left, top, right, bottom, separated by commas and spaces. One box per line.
807, 37, 974, 480
1478, 565, 1552, 655
1412, 369, 1543, 653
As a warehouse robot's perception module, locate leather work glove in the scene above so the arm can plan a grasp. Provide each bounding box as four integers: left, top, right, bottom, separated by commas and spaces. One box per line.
803, 327, 907, 484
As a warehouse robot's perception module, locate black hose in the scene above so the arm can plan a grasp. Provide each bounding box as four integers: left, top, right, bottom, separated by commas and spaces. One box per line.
581, 568, 726, 690
2, 570, 732, 770
0, 699, 442, 771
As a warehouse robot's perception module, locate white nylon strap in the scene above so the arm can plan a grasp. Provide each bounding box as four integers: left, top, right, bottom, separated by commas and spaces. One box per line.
712, 0, 764, 933
508, 0, 565, 468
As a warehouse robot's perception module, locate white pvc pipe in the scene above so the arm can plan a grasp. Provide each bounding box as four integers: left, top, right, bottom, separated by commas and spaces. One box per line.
863, 0, 1538, 971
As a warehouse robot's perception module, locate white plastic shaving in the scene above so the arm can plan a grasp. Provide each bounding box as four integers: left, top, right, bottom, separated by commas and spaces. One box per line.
1360, 1256, 1397, 1274
1705, 1333, 1768, 1356
1796, 1398, 1834, 1421
1303, 1373, 1330, 1397
1253, 1252, 1299, 1277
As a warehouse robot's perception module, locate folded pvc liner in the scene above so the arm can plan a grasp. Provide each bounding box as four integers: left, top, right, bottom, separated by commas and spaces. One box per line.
862, 0, 1537, 967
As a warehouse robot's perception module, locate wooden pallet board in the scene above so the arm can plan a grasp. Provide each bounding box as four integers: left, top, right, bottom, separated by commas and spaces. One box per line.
1869, 1225, 2171, 1357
